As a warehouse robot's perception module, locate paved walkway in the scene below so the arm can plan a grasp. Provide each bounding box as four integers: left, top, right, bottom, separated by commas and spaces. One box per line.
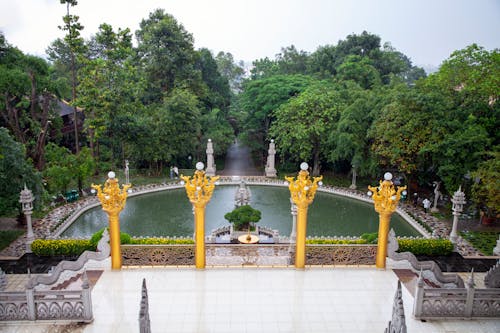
2, 259, 499, 333
219, 140, 261, 176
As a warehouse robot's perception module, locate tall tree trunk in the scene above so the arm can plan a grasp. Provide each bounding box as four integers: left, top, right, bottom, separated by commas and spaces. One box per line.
33, 93, 51, 170
71, 54, 79, 153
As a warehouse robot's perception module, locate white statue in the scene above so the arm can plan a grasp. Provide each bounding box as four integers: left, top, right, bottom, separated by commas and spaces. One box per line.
205, 139, 216, 176
265, 139, 277, 177
431, 181, 441, 213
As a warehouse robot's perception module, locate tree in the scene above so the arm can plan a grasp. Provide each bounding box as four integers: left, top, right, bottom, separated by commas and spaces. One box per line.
215, 51, 245, 93
269, 81, 345, 176
224, 205, 261, 231
336, 55, 381, 89
471, 152, 500, 218
58, 0, 86, 153
0, 127, 44, 215
1, 36, 58, 170
135, 9, 200, 103
239, 74, 313, 156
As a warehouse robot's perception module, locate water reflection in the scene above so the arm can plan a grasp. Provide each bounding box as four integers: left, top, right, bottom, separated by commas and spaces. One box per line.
61, 185, 420, 238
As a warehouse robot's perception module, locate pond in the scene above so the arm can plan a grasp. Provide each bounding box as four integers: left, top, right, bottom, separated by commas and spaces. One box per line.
61, 185, 421, 238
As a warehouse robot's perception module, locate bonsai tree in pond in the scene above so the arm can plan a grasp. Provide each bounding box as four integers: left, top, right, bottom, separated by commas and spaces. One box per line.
224, 205, 262, 231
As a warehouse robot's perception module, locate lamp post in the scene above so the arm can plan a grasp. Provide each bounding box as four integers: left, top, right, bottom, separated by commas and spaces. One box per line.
285, 162, 322, 269
368, 172, 406, 269
450, 186, 466, 246
181, 162, 219, 269
19, 185, 34, 253
91, 171, 131, 270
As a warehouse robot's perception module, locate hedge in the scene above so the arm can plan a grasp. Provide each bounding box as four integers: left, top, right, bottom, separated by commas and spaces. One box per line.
31, 239, 95, 256
130, 238, 194, 245
397, 238, 453, 256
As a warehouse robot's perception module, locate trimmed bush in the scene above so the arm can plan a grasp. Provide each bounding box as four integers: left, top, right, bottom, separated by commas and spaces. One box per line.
360, 232, 378, 244
129, 237, 195, 245
31, 239, 94, 256
90, 228, 131, 246
306, 238, 368, 244
397, 238, 453, 256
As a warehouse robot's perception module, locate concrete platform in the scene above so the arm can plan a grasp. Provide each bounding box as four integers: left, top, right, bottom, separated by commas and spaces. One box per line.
2, 259, 499, 332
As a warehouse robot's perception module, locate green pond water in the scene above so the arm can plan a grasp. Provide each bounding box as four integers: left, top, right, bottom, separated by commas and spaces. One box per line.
61, 185, 420, 238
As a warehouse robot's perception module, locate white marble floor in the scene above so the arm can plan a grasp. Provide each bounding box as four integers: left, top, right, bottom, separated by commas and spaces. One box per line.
2, 264, 500, 333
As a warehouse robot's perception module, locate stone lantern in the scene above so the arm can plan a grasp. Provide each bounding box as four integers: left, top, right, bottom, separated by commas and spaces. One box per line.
19, 185, 35, 253
450, 186, 466, 246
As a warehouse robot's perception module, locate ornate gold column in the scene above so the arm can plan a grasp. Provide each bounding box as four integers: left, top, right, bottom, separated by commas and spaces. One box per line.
181, 162, 219, 269
367, 172, 406, 269
91, 171, 131, 270
285, 162, 322, 269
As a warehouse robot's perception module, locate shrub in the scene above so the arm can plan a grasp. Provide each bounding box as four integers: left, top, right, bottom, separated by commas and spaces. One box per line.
31, 239, 94, 256
397, 238, 453, 256
306, 238, 367, 244
129, 237, 194, 245
360, 232, 378, 244
224, 205, 261, 231
90, 228, 131, 246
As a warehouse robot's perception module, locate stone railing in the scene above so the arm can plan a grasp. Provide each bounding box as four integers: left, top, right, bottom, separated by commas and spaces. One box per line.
413, 270, 500, 319
0, 230, 110, 322
387, 229, 464, 288
305, 244, 377, 265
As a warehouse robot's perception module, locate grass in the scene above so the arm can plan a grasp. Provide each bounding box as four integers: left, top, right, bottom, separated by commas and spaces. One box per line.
0, 230, 24, 251
460, 231, 500, 255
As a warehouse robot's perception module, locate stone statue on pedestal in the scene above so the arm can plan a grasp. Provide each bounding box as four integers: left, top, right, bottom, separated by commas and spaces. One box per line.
205, 139, 216, 176
265, 139, 277, 177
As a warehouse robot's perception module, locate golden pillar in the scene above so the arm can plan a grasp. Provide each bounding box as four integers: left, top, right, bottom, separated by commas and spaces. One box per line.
181, 162, 219, 269
367, 172, 406, 269
91, 171, 131, 270
285, 162, 322, 269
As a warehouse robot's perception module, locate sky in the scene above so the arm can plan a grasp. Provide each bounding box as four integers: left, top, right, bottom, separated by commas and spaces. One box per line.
0, 0, 499, 70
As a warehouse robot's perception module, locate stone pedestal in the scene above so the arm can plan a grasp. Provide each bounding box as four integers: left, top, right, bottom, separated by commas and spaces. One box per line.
265, 140, 277, 177
349, 166, 357, 189
205, 139, 216, 176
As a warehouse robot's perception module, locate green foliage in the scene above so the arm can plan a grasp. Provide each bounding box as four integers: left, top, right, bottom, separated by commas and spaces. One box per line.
31, 239, 94, 256
130, 237, 194, 245
0, 230, 24, 251
360, 232, 378, 244
90, 228, 131, 246
397, 238, 453, 256
471, 152, 500, 217
0, 128, 45, 215
306, 238, 368, 244
224, 205, 262, 231
460, 231, 500, 256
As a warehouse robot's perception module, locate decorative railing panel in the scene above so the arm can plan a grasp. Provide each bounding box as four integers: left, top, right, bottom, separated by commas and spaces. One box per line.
306, 244, 377, 265
121, 244, 381, 266
414, 272, 500, 319
0, 231, 109, 322
122, 245, 195, 266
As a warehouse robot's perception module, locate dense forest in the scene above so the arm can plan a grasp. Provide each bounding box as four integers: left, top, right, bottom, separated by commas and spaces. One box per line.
0, 3, 498, 220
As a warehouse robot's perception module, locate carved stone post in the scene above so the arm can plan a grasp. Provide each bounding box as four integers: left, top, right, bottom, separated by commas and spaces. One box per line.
265, 139, 277, 177
19, 185, 35, 253
26, 286, 36, 320
290, 199, 297, 243
464, 270, 475, 317
450, 186, 466, 247
413, 271, 425, 318
82, 270, 93, 321
205, 139, 216, 176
